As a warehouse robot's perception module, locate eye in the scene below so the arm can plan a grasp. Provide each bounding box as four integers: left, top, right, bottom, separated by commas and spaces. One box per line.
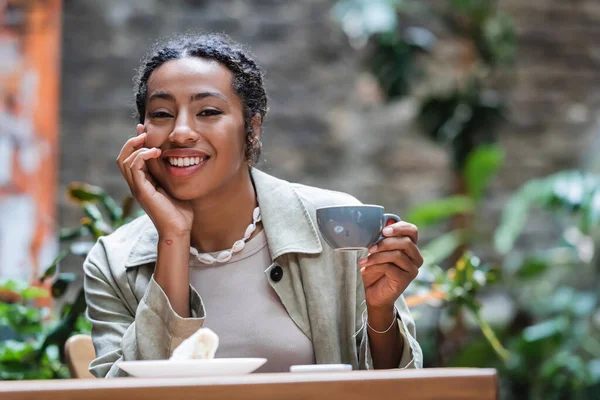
150, 111, 173, 119
198, 109, 223, 117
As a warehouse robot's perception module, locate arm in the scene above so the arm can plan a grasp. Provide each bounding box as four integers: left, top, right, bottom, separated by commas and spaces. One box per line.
154, 232, 192, 317
356, 275, 422, 370
84, 239, 205, 378
365, 304, 402, 369
357, 221, 425, 369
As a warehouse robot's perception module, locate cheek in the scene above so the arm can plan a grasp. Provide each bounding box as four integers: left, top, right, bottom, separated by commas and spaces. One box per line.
220, 119, 247, 153
144, 123, 171, 148
146, 158, 163, 177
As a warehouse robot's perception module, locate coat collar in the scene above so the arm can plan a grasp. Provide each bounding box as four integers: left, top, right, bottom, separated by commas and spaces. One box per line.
125, 168, 323, 267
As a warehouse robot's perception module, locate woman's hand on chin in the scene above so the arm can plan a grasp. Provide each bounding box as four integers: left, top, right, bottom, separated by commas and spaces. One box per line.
117, 124, 193, 237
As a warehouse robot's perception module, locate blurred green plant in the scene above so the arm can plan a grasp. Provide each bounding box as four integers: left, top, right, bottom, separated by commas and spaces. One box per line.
408, 144, 504, 262
0, 183, 138, 379
407, 251, 508, 361
405, 170, 600, 399
333, 0, 516, 171
0, 279, 74, 379
491, 171, 600, 399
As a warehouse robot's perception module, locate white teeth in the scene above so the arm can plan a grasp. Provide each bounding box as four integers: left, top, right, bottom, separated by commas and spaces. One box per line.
168, 156, 207, 167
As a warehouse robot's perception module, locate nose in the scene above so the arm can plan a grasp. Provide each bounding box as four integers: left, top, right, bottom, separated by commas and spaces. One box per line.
169, 111, 199, 145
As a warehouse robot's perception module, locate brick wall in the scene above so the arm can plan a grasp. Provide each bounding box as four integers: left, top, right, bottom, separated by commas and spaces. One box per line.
58, 0, 600, 265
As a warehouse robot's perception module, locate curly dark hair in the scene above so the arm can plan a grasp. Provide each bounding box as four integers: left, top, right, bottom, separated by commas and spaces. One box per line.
133, 33, 268, 165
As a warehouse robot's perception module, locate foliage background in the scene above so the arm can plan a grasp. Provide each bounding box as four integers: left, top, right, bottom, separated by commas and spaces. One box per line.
1, 1, 599, 398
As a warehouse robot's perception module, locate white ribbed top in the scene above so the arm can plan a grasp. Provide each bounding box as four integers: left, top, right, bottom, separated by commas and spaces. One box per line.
188, 229, 315, 373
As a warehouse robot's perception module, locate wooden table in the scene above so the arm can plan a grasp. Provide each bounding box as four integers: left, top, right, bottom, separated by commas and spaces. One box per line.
0, 368, 498, 400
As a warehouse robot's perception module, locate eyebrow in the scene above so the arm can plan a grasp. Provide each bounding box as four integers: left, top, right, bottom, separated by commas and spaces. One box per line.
147, 90, 228, 103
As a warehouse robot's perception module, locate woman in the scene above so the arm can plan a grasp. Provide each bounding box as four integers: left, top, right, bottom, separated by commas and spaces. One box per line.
84, 33, 423, 378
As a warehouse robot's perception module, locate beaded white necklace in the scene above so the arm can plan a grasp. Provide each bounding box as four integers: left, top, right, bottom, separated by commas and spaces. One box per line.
189, 206, 262, 264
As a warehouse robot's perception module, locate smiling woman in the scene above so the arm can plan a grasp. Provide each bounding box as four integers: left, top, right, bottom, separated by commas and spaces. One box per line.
83, 33, 424, 378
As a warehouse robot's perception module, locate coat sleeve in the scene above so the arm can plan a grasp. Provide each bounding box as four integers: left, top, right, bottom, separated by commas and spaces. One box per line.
83, 240, 205, 378
354, 249, 423, 370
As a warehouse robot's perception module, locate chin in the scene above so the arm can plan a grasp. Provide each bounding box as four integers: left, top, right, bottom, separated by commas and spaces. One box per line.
165, 184, 209, 201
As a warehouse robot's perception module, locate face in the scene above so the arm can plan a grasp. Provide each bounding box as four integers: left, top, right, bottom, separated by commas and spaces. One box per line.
143, 57, 256, 200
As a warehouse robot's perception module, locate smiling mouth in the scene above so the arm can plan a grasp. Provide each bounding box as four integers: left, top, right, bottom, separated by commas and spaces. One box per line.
166, 156, 211, 168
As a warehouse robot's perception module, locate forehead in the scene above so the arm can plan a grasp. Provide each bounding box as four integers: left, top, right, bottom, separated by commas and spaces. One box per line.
147, 57, 234, 97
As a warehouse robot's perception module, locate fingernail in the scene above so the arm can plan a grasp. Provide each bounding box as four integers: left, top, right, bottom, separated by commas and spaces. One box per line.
358, 258, 367, 265
369, 245, 377, 253
383, 227, 393, 235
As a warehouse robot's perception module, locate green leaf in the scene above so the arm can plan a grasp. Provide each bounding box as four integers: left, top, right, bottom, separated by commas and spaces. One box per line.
0, 279, 25, 293
39, 249, 68, 283
516, 256, 549, 279
406, 196, 475, 227
21, 287, 50, 301
0, 340, 37, 362
75, 315, 92, 334
67, 182, 105, 203
463, 144, 504, 202
522, 316, 569, 343
494, 179, 548, 254
495, 171, 600, 253
81, 218, 112, 240
467, 303, 510, 362
589, 360, 600, 383
421, 229, 467, 265
82, 203, 103, 223
582, 188, 600, 234
482, 10, 517, 66
59, 226, 89, 242
101, 194, 123, 225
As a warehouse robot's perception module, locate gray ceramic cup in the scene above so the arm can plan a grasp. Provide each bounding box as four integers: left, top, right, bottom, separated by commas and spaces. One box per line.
316, 205, 401, 251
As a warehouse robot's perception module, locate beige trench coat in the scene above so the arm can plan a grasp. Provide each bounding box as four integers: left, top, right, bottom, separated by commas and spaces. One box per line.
83, 168, 423, 377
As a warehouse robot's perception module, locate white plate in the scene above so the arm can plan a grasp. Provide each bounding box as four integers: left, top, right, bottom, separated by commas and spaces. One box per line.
118, 358, 267, 378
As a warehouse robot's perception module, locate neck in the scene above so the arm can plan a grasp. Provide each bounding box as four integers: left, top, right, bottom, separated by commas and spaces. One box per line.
189, 166, 258, 253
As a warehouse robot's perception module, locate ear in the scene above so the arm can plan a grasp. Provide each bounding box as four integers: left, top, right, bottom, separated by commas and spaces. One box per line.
250, 114, 262, 141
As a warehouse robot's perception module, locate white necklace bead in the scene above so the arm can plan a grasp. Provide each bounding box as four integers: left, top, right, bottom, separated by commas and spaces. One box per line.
243, 224, 256, 240
232, 239, 246, 252
190, 206, 261, 264
216, 250, 233, 263
196, 253, 216, 265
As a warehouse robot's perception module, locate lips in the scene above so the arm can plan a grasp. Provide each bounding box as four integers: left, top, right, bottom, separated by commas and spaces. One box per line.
161, 148, 211, 177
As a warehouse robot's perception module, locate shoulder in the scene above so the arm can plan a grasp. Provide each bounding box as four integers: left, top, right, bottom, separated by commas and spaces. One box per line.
252, 168, 363, 213
84, 214, 156, 273
291, 182, 362, 211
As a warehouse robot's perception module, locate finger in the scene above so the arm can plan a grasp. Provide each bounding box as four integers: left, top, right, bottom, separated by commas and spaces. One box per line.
369, 237, 423, 266
131, 148, 161, 171
116, 132, 147, 166
382, 221, 419, 243
145, 171, 158, 188
130, 149, 161, 197
360, 262, 409, 284
122, 147, 149, 188
359, 250, 418, 276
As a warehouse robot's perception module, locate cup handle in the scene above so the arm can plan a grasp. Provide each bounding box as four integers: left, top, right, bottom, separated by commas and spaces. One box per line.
377, 213, 401, 243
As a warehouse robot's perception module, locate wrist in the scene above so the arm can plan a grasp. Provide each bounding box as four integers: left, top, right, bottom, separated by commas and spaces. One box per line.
158, 230, 191, 240
366, 303, 396, 331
